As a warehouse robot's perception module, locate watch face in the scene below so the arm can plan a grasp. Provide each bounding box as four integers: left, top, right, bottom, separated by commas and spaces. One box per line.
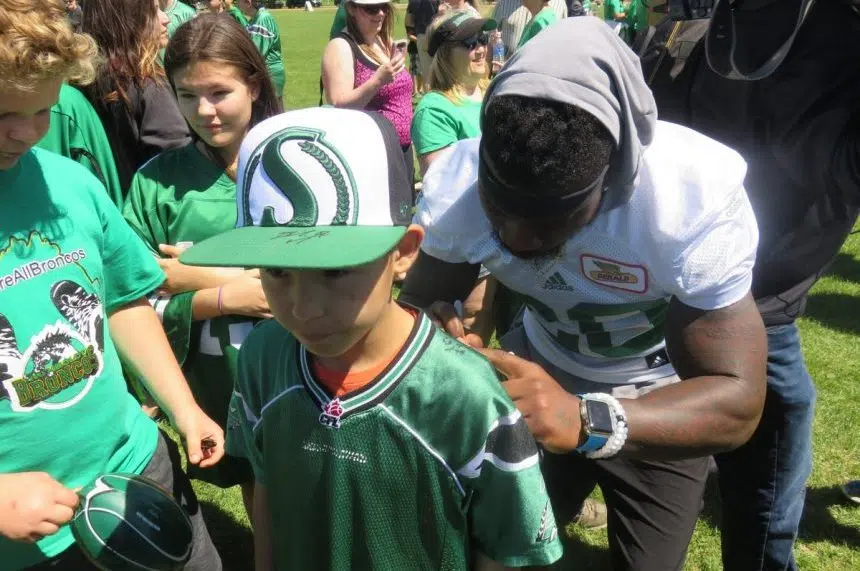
586, 400, 614, 435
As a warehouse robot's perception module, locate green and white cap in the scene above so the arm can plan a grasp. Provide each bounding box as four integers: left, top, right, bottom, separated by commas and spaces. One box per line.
181, 107, 414, 269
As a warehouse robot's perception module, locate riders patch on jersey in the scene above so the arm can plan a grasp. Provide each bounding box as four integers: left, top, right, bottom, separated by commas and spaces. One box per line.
417, 123, 759, 384
580, 254, 648, 294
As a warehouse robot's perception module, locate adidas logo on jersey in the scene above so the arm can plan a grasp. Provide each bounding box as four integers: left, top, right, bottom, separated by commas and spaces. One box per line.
543, 272, 575, 292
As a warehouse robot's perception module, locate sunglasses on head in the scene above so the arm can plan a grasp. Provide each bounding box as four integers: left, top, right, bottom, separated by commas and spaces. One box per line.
458, 32, 490, 51
355, 3, 390, 15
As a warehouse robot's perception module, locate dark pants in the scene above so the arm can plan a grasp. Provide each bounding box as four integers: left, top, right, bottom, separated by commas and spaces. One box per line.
715, 323, 815, 571
542, 451, 710, 571
25, 432, 222, 571
501, 326, 710, 571
403, 143, 415, 188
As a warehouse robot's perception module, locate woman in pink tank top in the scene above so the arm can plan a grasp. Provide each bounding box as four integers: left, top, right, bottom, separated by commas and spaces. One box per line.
322, 0, 415, 185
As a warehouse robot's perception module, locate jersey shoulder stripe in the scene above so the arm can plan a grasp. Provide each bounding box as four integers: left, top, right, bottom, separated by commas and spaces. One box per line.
247, 24, 275, 38
457, 409, 539, 478
235, 319, 305, 422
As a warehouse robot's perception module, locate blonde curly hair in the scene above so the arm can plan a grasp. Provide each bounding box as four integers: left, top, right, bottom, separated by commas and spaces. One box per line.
0, 0, 99, 92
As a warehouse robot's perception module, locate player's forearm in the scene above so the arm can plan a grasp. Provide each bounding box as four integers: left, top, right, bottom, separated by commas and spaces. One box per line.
620, 373, 764, 459
108, 298, 199, 420
620, 294, 767, 459
253, 484, 273, 571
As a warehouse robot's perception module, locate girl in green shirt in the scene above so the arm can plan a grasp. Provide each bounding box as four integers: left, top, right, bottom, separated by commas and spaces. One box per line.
123, 13, 281, 515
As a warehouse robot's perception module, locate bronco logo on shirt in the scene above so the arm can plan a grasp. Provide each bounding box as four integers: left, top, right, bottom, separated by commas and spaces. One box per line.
580, 254, 648, 294
0, 233, 105, 412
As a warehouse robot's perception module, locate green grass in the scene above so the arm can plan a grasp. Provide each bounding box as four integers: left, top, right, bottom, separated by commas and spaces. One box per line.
185, 9, 860, 570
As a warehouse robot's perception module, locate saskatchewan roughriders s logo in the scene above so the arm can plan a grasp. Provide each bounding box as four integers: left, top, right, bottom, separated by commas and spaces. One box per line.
242, 127, 359, 228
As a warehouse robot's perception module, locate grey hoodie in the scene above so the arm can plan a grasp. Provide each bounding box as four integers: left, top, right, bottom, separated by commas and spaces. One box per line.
482, 16, 657, 211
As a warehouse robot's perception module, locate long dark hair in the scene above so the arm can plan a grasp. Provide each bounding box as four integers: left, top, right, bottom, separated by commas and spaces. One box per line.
165, 14, 282, 130
82, 0, 164, 107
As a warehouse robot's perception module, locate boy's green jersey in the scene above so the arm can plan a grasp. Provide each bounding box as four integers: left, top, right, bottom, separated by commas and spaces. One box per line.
123, 144, 256, 485
37, 85, 124, 208
228, 312, 563, 569
247, 8, 285, 97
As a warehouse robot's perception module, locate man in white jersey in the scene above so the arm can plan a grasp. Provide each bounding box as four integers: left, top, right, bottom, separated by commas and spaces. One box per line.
400, 17, 768, 571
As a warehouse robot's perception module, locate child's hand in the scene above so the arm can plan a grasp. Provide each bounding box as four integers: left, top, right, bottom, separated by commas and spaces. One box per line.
0, 472, 79, 543
220, 270, 273, 319
155, 244, 230, 295
172, 407, 226, 468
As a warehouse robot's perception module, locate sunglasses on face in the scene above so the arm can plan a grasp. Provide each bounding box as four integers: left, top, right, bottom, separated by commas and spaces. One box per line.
458, 32, 490, 51
355, 3, 390, 16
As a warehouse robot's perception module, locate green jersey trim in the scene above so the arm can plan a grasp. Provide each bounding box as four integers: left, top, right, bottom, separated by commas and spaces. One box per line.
299, 312, 434, 427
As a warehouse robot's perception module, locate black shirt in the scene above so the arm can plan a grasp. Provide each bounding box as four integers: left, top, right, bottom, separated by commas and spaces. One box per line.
648, 1, 860, 326
407, 0, 440, 35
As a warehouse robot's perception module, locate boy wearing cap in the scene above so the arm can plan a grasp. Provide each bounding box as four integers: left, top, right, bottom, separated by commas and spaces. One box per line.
180, 107, 563, 570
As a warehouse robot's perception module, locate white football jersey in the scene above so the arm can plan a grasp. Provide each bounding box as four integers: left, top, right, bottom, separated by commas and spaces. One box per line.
416, 121, 759, 384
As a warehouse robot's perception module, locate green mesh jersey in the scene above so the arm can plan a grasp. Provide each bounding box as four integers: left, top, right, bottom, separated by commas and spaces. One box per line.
246, 8, 285, 97
228, 312, 563, 569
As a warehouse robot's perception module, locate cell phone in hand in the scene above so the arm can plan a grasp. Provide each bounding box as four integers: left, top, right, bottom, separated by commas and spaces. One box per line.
393, 39, 409, 55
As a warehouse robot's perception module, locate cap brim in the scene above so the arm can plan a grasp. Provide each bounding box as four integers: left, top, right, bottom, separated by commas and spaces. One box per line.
451, 18, 498, 41
179, 225, 407, 269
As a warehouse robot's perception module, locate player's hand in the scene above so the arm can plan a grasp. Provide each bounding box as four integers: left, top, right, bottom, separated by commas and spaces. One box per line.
172, 406, 225, 468
0, 472, 79, 543
220, 271, 273, 319
426, 300, 484, 348
478, 348, 584, 454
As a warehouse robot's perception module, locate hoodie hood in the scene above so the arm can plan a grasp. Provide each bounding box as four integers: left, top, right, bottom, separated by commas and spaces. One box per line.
481, 16, 657, 210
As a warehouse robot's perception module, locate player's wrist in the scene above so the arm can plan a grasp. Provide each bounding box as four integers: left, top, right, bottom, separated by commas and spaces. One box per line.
574, 394, 628, 459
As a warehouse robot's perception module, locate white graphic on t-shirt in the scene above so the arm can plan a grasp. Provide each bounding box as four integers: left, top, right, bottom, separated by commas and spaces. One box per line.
0, 279, 105, 412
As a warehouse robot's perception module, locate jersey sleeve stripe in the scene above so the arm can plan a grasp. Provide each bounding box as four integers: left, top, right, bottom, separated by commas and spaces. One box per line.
379, 404, 466, 497
148, 293, 170, 323
457, 411, 541, 479
255, 385, 307, 432
232, 390, 260, 426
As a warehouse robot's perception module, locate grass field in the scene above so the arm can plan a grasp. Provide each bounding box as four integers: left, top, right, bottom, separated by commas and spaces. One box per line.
185, 7, 860, 570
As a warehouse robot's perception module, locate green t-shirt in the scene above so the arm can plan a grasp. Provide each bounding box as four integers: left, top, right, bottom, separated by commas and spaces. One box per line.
227, 311, 564, 570
411, 91, 483, 155
165, 0, 197, 37
0, 149, 162, 570
36, 85, 124, 208
604, 0, 633, 43
330, 4, 347, 39
247, 8, 285, 97
517, 6, 558, 49
123, 143, 256, 486
628, 0, 649, 33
